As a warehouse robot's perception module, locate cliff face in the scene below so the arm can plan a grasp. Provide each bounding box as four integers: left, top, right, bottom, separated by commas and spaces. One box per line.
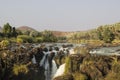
54, 54, 120, 80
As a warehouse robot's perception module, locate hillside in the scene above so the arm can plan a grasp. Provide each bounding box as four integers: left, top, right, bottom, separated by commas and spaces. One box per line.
51, 31, 74, 37
17, 26, 74, 37
68, 22, 120, 44
17, 26, 37, 32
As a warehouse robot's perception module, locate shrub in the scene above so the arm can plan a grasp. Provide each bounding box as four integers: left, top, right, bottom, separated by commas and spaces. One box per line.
17, 35, 34, 43
53, 74, 73, 80
0, 39, 10, 48
17, 38, 23, 44
64, 57, 72, 74
35, 37, 43, 43
74, 46, 90, 55
13, 64, 29, 75
112, 60, 120, 73
73, 72, 88, 80
105, 71, 120, 80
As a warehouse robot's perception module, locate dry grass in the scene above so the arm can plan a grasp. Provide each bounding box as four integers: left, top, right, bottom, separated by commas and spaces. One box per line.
13, 64, 29, 75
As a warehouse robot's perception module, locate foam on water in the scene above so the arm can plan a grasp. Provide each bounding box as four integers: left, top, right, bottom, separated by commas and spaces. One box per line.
53, 63, 65, 79
32, 55, 37, 64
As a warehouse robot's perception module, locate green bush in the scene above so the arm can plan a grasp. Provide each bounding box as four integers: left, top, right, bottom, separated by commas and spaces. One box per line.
9, 38, 16, 43
35, 37, 43, 43
74, 46, 90, 55
13, 64, 29, 75
0, 39, 10, 48
17, 35, 34, 43
53, 74, 73, 80
73, 72, 88, 80
17, 38, 23, 44
112, 60, 120, 73
65, 57, 72, 74
105, 72, 120, 80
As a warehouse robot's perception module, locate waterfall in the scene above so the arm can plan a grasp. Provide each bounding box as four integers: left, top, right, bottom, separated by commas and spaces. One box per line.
69, 48, 75, 54
44, 55, 51, 80
40, 51, 50, 66
52, 50, 58, 56
44, 60, 57, 80
39, 51, 57, 80
51, 60, 57, 79
53, 63, 65, 79
32, 55, 37, 64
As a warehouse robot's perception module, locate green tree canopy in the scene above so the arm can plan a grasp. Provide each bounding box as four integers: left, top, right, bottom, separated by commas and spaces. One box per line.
102, 28, 115, 43
3, 23, 12, 37
12, 27, 18, 37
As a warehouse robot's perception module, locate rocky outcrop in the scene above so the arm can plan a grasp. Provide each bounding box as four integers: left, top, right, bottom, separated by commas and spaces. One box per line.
54, 54, 120, 80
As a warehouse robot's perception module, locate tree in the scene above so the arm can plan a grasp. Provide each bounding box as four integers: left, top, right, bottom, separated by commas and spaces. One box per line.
12, 27, 18, 38
23, 31, 30, 36
29, 31, 39, 37
97, 31, 103, 40
42, 30, 57, 42
102, 28, 115, 43
16, 30, 23, 35
3, 23, 12, 37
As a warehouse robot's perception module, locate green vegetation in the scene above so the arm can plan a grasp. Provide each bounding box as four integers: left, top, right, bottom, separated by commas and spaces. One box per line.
2, 23, 18, 38
105, 59, 120, 80
17, 38, 23, 44
64, 57, 72, 74
17, 35, 34, 43
13, 64, 29, 75
73, 72, 88, 80
53, 74, 73, 80
54, 46, 120, 80
0, 23, 58, 43
54, 54, 120, 80
74, 46, 90, 55
0, 40, 9, 47
0, 45, 45, 80
42, 30, 57, 42
3, 23, 12, 37
1, 22, 120, 80
1, 22, 120, 44
68, 22, 120, 45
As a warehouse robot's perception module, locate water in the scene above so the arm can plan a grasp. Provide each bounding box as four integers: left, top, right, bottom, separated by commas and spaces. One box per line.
90, 46, 120, 56
40, 52, 49, 67
51, 60, 57, 79
43, 60, 57, 80
30, 43, 77, 80
39, 51, 58, 80
53, 63, 65, 79
32, 55, 37, 64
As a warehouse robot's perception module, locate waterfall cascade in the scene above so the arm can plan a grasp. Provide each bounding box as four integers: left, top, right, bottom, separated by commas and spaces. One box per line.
39, 51, 57, 80
31, 44, 74, 80
32, 55, 37, 64
51, 60, 57, 79
53, 63, 65, 79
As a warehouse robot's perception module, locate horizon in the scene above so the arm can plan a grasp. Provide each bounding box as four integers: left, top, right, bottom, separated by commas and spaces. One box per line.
0, 21, 119, 32
0, 0, 120, 31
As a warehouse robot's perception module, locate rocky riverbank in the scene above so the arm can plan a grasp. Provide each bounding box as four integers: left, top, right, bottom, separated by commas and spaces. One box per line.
1, 43, 120, 80
54, 54, 120, 80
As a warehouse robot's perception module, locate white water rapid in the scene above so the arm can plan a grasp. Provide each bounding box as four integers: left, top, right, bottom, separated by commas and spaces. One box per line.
53, 63, 65, 79
39, 51, 57, 80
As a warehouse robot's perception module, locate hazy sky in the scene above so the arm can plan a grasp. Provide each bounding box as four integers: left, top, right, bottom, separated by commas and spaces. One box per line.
0, 0, 120, 31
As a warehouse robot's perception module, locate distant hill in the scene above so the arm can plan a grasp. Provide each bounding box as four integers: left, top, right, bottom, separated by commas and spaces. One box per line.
17, 26, 74, 37
51, 31, 74, 37
17, 26, 37, 32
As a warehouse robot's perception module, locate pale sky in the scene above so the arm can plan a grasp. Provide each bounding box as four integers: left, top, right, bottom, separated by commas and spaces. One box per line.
0, 0, 120, 31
